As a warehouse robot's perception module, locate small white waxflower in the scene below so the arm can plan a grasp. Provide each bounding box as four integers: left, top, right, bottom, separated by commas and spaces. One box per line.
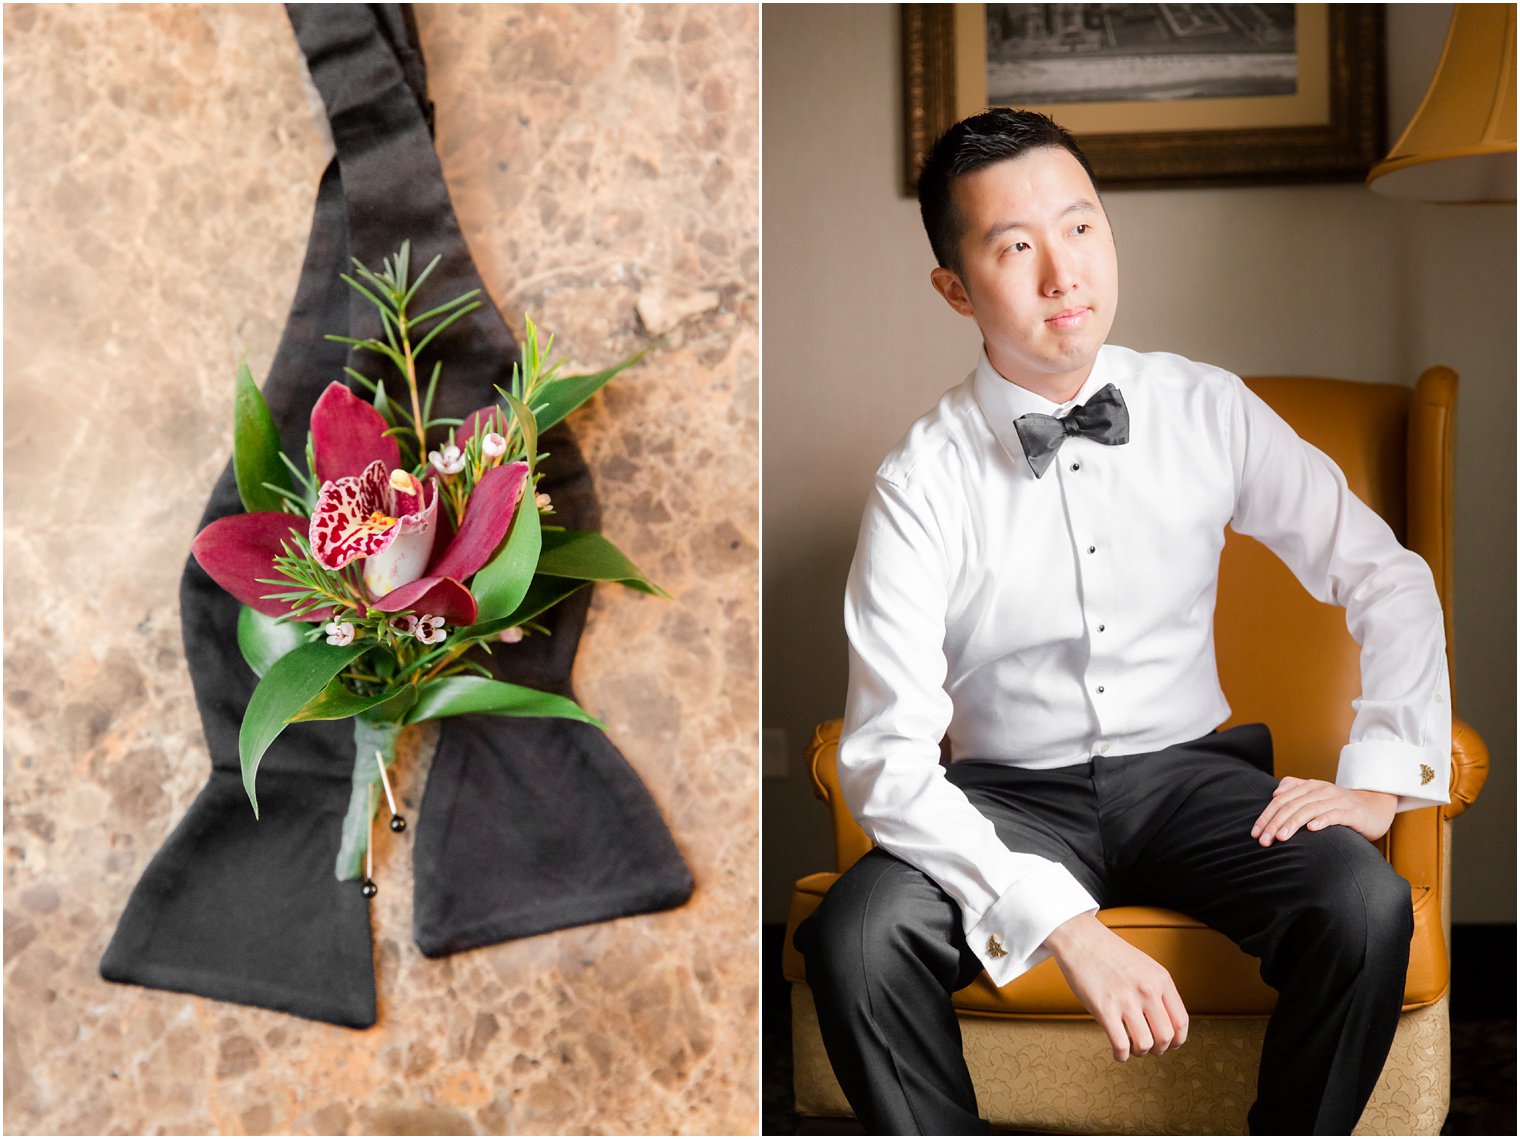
497, 626, 525, 644
415, 614, 447, 645
325, 620, 356, 646
535, 491, 553, 511
429, 444, 465, 475
388, 614, 419, 637
481, 432, 507, 457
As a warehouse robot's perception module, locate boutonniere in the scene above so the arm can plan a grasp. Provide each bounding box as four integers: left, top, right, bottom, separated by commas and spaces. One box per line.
190, 242, 664, 887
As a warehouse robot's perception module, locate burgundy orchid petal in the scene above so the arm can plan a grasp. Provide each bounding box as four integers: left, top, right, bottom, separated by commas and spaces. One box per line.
311, 381, 400, 484
371, 576, 478, 625
191, 512, 327, 621
428, 461, 530, 581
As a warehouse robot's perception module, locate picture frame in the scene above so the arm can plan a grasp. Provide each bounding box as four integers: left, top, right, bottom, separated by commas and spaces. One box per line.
901, 3, 1386, 194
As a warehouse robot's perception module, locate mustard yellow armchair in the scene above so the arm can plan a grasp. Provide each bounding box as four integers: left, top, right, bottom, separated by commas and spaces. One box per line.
782, 368, 1489, 1135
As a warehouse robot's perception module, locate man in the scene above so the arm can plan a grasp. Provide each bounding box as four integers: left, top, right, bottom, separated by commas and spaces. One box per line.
795, 109, 1450, 1135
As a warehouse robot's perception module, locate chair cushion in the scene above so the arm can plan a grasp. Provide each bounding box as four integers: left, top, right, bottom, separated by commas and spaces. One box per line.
782, 871, 1445, 1015
791, 985, 1452, 1134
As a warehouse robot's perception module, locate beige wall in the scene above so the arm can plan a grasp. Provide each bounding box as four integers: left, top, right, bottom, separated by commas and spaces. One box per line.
762, 3, 1516, 924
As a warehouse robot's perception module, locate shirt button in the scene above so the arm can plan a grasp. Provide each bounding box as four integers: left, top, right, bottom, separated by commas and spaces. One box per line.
1098, 743, 1110, 755
1087, 545, 1096, 554
1096, 685, 1105, 694
1071, 461, 1081, 471
1097, 624, 1106, 632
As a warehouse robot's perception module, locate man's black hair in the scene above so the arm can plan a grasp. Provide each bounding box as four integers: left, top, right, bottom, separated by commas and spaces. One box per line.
916, 108, 1098, 276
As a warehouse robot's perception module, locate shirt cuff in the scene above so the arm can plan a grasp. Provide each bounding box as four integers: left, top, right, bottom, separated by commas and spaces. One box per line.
963, 861, 1099, 988
1336, 739, 1449, 812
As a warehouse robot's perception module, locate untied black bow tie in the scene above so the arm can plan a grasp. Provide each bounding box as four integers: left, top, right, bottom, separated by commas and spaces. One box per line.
1013, 383, 1129, 478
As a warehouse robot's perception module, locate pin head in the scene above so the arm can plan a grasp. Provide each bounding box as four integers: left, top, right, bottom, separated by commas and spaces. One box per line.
360, 879, 378, 898
389, 815, 407, 833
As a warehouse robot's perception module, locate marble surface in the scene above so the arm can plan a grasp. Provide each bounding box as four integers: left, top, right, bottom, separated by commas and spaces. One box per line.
3, 5, 758, 1134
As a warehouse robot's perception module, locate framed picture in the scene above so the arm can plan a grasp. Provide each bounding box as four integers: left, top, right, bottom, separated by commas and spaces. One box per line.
901, 3, 1386, 193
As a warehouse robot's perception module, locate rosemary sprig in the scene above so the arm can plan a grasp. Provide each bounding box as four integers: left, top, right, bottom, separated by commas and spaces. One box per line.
256, 536, 369, 620
324, 240, 482, 466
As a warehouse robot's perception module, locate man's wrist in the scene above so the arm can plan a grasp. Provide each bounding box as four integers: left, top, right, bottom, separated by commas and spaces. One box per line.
1042, 910, 1105, 959
1352, 788, 1398, 839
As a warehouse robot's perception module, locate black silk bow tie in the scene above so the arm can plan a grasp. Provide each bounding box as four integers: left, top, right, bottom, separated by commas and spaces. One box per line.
98, 4, 692, 1029
1013, 383, 1130, 478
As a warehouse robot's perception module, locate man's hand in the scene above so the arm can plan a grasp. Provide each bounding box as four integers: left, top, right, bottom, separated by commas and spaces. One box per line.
1250, 779, 1397, 846
1043, 913, 1188, 1063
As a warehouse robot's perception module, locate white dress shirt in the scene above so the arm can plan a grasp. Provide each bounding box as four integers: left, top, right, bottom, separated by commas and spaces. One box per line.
839, 344, 1452, 988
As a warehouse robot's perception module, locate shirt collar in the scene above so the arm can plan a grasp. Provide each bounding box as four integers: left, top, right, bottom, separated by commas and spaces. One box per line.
972, 346, 1115, 470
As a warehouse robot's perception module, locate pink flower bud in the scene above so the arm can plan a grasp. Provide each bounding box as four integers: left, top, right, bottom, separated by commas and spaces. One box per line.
429, 444, 465, 475
325, 620, 356, 646
497, 626, 525, 644
482, 432, 507, 457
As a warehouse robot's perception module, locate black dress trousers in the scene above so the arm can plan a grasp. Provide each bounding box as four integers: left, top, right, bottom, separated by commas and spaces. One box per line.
795, 724, 1414, 1136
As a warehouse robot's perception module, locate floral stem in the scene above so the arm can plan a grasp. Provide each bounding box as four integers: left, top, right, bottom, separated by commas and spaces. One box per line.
417, 643, 472, 686
400, 314, 426, 460
336, 717, 404, 881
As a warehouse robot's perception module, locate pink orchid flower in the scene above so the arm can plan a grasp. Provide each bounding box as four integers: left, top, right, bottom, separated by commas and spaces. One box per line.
192, 381, 528, 628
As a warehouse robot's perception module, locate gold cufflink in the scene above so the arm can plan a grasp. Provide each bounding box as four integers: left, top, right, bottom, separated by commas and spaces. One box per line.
986, 935, 1007, 959
1420, 764, 1434, 786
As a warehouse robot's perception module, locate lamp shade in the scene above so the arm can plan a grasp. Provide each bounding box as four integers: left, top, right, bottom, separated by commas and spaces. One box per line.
1367, 4, 1516, 202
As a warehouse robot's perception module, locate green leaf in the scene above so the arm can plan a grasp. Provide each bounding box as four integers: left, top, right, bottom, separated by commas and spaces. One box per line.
233, 360, 287, 513
413, 300, 483, 358
400, 252, 442, 310
506, 575, 589, 621
325, 333, 405, 371
338, 272, 391, 316
470, 490, 542, 622
343, 367, 377, 395
532, 350, 645, 433
505, 391, 538, 474
411, 288, 482, 327
404, 676, 603, 728
236, 606, 309, 678
291, 679, 416, 723
460, 576, 588, 640
535, 529, 667, 596
238, 641, 367, 818
376, 303, 400, 354
259, 481, 309, 512
422, 360, 443, 425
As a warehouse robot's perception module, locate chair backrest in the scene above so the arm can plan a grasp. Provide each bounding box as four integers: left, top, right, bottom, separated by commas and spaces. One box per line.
812, 368, 1458, 875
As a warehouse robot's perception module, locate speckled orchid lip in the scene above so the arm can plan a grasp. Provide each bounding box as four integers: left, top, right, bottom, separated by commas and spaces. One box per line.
308, 460, 438, 576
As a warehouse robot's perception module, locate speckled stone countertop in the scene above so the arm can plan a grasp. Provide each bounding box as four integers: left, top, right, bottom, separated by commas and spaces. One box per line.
3, 5, 758, 1134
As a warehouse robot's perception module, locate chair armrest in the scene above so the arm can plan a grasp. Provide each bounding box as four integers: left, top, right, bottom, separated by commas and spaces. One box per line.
806, 719, 873, 872
805, 719, 843, 803
810, 714, 1489, 876
1388, 716, 1487, 898
1444, 715, 1489, 819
